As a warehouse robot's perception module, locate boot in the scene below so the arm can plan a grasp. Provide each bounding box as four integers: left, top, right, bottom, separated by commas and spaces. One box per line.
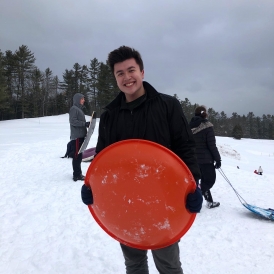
206, 201, 220, 209
73, 174, 85, 181
203, 190, 220, 209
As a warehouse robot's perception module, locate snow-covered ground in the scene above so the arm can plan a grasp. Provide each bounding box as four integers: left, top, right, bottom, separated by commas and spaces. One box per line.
0, 114, 273, 274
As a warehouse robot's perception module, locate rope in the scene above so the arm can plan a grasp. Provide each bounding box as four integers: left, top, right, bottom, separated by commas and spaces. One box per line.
218, 168, 248, 205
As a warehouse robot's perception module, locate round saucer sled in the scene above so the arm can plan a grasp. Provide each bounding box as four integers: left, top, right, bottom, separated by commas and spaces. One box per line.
85, 139, 196, 249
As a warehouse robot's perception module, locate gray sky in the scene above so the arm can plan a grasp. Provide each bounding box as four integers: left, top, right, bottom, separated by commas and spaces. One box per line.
1, 0, 273, 116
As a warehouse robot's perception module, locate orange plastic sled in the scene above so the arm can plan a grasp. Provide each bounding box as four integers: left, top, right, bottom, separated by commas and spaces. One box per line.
85, 139, 197, 250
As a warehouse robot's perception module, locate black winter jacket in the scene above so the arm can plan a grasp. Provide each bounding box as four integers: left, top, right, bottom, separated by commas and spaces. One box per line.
189, 116, 221, 164
96, 81, 200, 181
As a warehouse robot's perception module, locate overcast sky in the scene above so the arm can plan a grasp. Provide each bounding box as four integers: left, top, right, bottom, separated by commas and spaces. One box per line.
1, 0, 273, 116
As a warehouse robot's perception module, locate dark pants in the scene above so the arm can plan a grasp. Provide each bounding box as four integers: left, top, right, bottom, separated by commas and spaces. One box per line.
71, 138, 84, 177
120, 242, 183, 274
199, 163, 216, 203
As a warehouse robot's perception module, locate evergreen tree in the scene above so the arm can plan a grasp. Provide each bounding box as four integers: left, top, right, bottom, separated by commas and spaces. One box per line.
50, 76, 60, 115
79, 65, 90, 114
180, 98, 196, 122
72, 63, 82, 93
96, 62, 118, 114
232, 124, 243, 139
56, 92, 67, 114
266, 115, 274, 139
29, 67, 44, 117
229, 112, 241, 137
246, 112, 256, 138
14, 45, 35, 118
41, 68, 54, 116
88, 58, 100, 110
0, 50, 9, 119
219, 111, 228, 136
3, 50, 18, 119
208, 108, 220, 135
60, 69, 74, 111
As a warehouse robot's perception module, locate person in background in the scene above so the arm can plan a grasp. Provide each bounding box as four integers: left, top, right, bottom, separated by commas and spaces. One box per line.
258, 166, 263, 175
189, 105, 221, 209
69, 93, 90, 181
81, 46, 203, 274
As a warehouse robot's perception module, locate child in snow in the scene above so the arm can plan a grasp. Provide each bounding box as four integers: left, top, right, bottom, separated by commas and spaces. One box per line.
258, 166, 263, 175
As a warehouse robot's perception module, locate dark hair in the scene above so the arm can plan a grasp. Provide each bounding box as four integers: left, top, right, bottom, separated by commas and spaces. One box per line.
107, 46, 144, 75
195, 105, 207, 118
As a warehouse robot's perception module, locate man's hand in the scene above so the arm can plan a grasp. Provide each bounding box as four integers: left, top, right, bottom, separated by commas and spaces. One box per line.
81, 184, 93, 205
186, 187, 203, 213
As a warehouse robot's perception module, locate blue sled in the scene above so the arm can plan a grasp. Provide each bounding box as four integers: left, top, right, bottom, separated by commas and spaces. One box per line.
243, 203, 274, 221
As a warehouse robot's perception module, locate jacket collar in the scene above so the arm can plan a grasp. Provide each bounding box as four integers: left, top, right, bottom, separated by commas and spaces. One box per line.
104, 81, 159, 111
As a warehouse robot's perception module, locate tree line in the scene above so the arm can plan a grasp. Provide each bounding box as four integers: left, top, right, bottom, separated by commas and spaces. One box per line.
0, 45, 273, 140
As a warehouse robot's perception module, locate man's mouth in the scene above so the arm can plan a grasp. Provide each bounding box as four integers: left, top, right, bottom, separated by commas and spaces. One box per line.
125, 82, 134, 87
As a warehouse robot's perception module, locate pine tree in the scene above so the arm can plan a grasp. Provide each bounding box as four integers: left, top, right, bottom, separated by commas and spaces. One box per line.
29, 67, 44, 117
3, 50, 18, 118
14, 45, 35, 118
88, 58, 100, 110
59, 69, 74, 110
208, 108, 220, 135
41, 68, 55, 116
219, 111, 228, 136
180, 98, 196, 122
232, 124, 243, 139
52, 76, 60, 115
96, 62, 118, 114
246, 112, 257, 138
0, 50, 8, 119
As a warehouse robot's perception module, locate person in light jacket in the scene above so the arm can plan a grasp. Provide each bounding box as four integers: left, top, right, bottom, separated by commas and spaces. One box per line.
258, 166, 263, 175
69, 93, 89, 181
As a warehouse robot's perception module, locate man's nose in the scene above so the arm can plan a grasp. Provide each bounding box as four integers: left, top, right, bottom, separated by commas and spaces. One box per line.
124, 72, 131, 80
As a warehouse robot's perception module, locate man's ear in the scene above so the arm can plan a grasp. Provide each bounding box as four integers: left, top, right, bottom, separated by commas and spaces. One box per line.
141, 69, 144, 79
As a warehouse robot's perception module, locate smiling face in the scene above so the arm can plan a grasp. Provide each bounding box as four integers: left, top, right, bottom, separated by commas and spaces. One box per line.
114, 58, 145, 102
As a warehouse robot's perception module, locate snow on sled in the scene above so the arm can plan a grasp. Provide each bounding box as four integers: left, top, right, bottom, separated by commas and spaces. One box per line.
84, 139, 197, 250
82, 147, 96, 162
242, 203, 274, 221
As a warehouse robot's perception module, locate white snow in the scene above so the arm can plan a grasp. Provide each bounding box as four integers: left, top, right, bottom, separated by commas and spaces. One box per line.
0, 114, 273, 274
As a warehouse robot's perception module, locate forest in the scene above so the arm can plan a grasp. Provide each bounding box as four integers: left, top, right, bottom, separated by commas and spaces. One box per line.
0, 45, 273, 140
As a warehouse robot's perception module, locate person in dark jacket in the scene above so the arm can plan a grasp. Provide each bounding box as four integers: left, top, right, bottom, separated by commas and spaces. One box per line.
189, 105, 221, 209
81, 46, 203, 274
69, 93, 90, 181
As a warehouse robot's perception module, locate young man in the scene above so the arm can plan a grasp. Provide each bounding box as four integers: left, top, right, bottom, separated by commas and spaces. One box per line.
69, 93, 90, 181
81, 46, 203, 273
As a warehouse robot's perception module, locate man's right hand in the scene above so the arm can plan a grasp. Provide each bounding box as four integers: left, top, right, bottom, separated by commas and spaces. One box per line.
81, 184, 93, 205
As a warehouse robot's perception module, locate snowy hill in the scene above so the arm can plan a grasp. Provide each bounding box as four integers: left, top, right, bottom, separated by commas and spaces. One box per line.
0, 114, 273, 274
